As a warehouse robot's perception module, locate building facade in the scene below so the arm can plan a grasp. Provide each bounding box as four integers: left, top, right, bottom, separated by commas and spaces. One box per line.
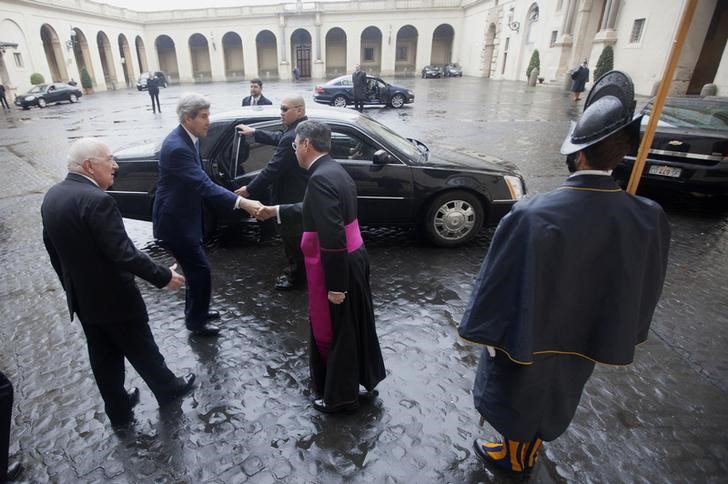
1, 0, 726, 98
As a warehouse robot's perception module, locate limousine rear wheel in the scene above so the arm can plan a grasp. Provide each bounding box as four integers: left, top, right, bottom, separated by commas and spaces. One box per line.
333, 95, 347, 108
390, 94, 405, 108
424, 190, 484, 247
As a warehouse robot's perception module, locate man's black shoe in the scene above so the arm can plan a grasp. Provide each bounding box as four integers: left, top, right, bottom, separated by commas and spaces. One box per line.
158, 373, 196, 407
128, 387, 140, 408
312, 398, 360, 413
275, 275, 301, 291
358, 389, 379, 401
189, 323, 221, 337
7, 461, 24, 481
207, 310, 220, 320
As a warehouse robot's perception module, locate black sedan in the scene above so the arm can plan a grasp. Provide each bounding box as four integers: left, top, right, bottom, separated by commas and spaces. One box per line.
313, 75, 414, 109
421, 65, 443, 78
443, 63, 463, 77
14, 83, 82, 109
109, 107, 526, 247
612, 96, 728, 195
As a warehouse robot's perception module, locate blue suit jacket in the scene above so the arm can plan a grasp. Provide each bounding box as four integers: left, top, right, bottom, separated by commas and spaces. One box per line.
153, 124, 238, 243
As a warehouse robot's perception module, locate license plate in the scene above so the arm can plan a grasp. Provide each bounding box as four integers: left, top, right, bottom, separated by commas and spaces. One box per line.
648, 165, 681, 178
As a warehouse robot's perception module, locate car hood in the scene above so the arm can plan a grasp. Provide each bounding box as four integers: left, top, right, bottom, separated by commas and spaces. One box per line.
114, 142, 160, 159
421, 143, 520, 174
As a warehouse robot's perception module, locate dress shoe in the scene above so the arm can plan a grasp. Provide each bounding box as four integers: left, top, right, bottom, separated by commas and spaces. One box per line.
157, 372, 196, 407
312, 398, 360, 413
6, 461, 24, 481
189, 322, 221, 337
274, 275, 300, 291
128, 387, 140, 408
207, 310, 221, 320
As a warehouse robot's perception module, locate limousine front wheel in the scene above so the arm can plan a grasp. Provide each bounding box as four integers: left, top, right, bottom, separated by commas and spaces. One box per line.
424, 190, 484, 247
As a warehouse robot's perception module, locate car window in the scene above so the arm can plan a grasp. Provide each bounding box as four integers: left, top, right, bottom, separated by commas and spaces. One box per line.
330, 129, 376, 161
240, 123, 283, 174
355, 116, 422, 162
29, 86, 43, 93
644, 100, 728, 131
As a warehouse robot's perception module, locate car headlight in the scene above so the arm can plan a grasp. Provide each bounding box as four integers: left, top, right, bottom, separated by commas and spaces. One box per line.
504, 175, 525, 199
26, 96, 35, 101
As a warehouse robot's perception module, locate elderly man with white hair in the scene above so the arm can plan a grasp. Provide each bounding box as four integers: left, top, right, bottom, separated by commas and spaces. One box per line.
41, 137, 196, 427
153, 93, 249, 337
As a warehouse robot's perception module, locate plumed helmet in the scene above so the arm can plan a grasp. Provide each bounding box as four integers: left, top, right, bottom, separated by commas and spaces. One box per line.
560, 70, 643, 155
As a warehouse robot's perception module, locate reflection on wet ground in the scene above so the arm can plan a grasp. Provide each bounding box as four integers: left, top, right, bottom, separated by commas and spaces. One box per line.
1, 78, 727, 482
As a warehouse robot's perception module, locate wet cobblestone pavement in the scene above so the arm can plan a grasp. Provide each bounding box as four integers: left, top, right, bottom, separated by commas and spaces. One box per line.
1, 77, 727, 482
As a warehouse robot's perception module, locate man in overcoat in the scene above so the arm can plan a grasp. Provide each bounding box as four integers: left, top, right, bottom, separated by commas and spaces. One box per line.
42, 138, 196, 427
235, 96, 309, 290
352, 65, 367, 112
459, 72, 670, 474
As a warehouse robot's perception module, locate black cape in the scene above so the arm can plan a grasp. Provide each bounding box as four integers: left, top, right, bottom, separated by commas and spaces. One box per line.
459, 174, 670, 366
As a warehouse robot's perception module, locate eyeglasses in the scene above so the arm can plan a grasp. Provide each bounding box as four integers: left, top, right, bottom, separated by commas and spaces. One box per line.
292, 139, 305, 151
280, 105, 302, 113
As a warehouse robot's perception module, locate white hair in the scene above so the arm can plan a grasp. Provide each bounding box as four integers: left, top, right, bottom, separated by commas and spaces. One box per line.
67, 137, 109, 173
177, 92, 210, 123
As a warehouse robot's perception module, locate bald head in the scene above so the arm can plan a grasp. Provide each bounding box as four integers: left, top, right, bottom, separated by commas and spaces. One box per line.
280, 95, 306, 125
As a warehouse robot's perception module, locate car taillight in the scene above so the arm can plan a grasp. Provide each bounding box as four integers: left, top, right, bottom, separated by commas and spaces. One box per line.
315, 86, 325, 93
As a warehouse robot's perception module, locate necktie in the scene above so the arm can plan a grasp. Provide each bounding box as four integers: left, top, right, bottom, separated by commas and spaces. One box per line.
252, 97, 257, 106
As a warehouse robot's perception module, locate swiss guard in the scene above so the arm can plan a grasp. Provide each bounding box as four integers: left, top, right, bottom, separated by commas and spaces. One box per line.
458, 71, 671, 475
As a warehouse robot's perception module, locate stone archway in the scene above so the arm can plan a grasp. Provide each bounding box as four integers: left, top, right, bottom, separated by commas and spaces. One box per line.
360, 26, 382, 75
135, 35, 148, 75
189, 33, 211, 82
71, 27, 96, 86
222, 32, 244, 80
325, 27, 347, 77
256, 30, 278, 80
395, 25, 418, 76
96, 30, 118, 89
290, 28, 312, 79
118, 34, 134, 87
431, 24, 454, 65
40, 24, 68, 82
155, 35, 179, 83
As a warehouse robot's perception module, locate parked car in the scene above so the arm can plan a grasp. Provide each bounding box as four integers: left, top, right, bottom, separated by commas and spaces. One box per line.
108, 106, 525, 246
612, 96, 728, 195
14, 83, 82, 109
443, 63, 463, 77
313, 75, 414, 109
136, 71, 168, 91
421, 65, 443, 78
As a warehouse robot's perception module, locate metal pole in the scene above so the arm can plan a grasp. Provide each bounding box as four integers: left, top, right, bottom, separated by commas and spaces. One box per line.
626, 0, 698, 194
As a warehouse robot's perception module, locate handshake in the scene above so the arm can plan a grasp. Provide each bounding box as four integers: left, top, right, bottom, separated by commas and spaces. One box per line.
235, 186, 276, 221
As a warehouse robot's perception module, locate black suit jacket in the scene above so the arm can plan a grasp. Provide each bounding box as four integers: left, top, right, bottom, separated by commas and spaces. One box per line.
42, 173, 172, 325
247, 116, 309, 206
242, 95, 272, 106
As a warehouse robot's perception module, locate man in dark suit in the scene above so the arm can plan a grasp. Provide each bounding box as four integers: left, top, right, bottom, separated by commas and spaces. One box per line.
352, 65, 367, 112
1, 370, 22, 482
241, 78, 272, 107
41, 138, 196, 427
153, 93, 248, 336
235, 95, 309, 290
148, 74, 161, 113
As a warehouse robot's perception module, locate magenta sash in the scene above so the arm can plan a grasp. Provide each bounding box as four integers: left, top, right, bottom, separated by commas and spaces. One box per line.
301, 219, 364, 362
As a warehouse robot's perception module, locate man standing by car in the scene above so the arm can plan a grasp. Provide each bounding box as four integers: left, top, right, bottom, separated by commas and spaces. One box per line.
242, 78, 272, 107
153, 93, 249, 336
41, 138, 196, 427
0, 84, 9, 111
459, 72, 670, 475
352, 65, 367, 112
235, 96, 309, 290
148, 74, 161, 114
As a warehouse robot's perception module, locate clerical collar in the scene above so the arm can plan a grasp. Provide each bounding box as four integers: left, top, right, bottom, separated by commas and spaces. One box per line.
307, 153, 327, 169
182, 125, 198, 146
569, 169, 612, 178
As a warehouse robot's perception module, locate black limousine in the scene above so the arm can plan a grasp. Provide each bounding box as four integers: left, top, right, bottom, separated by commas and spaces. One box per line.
109, 106, 526, 247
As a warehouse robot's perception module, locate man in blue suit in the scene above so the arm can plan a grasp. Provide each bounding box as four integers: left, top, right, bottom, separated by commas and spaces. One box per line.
153, 93, 249, 336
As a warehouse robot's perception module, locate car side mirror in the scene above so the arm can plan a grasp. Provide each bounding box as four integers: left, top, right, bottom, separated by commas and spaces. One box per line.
373, 149, 393, 165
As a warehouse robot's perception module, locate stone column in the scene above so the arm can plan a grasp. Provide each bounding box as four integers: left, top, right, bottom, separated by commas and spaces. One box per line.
313, 12, 325, 79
